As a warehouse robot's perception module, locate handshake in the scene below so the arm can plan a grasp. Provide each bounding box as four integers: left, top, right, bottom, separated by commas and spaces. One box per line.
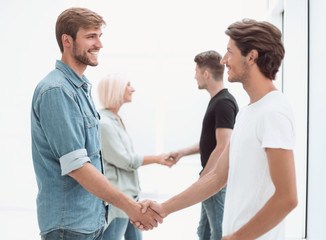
129, 199, 166, 231
124, 144, 237, 240
155, 150, 184, 168
127, 150, 187, 230
129, 200, 235, 240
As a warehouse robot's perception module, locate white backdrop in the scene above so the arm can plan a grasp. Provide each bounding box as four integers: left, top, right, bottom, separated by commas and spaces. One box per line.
0, 0, 287, 239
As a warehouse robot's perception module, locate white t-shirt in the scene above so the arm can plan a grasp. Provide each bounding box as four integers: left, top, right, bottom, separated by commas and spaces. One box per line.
222, 90, 295, 239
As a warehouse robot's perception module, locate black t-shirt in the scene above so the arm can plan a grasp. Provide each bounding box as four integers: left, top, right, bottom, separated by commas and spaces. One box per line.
199, 89, 238, 170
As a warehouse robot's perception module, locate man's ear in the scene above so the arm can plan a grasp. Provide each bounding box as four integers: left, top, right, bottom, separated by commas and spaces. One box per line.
204, 69, 210, 79
248, 49, 258, 64
61, 34, 73, 49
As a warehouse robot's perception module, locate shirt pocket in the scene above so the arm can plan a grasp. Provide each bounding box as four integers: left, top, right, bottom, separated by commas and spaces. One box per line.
83, 114, 101, 157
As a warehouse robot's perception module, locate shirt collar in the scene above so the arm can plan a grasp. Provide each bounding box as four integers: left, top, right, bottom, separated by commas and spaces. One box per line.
101, 109, 118, 120
55, 60, 91, 88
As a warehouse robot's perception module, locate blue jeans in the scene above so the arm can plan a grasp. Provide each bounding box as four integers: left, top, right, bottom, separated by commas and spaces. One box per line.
197, 187, 226, 240
103, 218, 142, 240
41, 227, 104, 240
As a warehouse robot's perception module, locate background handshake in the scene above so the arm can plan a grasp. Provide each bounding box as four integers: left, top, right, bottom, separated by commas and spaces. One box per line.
158, 150, 185, 168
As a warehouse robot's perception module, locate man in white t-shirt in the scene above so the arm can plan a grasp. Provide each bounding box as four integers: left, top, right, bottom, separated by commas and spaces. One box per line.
136, 19, 297, 240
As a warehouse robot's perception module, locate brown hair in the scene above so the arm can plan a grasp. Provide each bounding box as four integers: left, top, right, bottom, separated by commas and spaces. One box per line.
55, 7, 106, 53
194, 50, 224, 80
225, 19, 284, 80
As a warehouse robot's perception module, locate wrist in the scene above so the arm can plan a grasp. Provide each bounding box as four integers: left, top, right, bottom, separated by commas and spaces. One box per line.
174, 150, 184, 160
230, 232, 240, 240
161, 201, 171, 218
155, 155, 161, 164
122, 198, 139, 217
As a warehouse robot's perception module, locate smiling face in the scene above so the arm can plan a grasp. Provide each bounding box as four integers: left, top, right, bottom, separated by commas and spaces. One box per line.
221, 38, 249, 84
72, 27, 103, 67
123, 82, 135, 103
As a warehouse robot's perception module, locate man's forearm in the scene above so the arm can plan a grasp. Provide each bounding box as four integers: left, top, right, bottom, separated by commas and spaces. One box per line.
200, 145, 223, 177
162, 169, 227, 216
68, 162, 137, 213
201, 128, 232, 178
228, 149, 298, 239
178, 143, 200, 157
229, 192, 297, 240
69, 163, 164, 229
162, 147, 229, 216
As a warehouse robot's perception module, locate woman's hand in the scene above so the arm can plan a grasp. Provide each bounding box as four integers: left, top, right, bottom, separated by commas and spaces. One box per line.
156, 154, 176, 167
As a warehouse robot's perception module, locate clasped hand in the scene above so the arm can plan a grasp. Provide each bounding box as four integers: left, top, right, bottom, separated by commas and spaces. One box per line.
131, 200, 166, 230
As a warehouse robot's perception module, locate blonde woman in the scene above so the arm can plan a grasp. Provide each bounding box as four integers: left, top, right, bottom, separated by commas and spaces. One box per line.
98, 74, 174, 240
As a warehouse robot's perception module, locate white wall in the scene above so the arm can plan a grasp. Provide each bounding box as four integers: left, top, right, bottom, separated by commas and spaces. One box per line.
268, 0, 308, 238
281, 0, 308, 238
275, 0, 326, 238
307, 0, 326, 238
6, 0, 318, 239
0, 1, 65, 239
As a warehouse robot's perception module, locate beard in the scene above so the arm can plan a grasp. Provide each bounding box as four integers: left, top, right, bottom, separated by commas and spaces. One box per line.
72, 42, 98, 67
197, 83, 205, 90
228, 59, 249, 83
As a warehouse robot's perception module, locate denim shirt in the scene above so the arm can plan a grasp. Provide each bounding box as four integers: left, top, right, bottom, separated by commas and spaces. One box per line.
31, 60, 106, 235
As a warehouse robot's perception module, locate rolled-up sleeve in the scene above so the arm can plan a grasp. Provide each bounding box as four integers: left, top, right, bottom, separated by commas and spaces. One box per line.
36, 87, 90, 175
60, 149, 90, 176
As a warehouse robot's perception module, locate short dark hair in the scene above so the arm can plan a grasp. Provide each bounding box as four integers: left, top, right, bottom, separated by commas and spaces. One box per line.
225, 19, 284, 80
194, 50, 224, 80
56, 7, 106, 53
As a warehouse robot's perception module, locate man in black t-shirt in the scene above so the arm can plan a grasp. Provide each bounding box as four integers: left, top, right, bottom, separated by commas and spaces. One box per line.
168, 50, 238, 240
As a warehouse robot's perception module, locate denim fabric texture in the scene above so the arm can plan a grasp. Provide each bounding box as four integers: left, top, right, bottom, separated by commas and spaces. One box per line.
31, 60, 106, 235
103, 218, 142, 240
41, 227, 104, 240
197, 186, 226, 240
